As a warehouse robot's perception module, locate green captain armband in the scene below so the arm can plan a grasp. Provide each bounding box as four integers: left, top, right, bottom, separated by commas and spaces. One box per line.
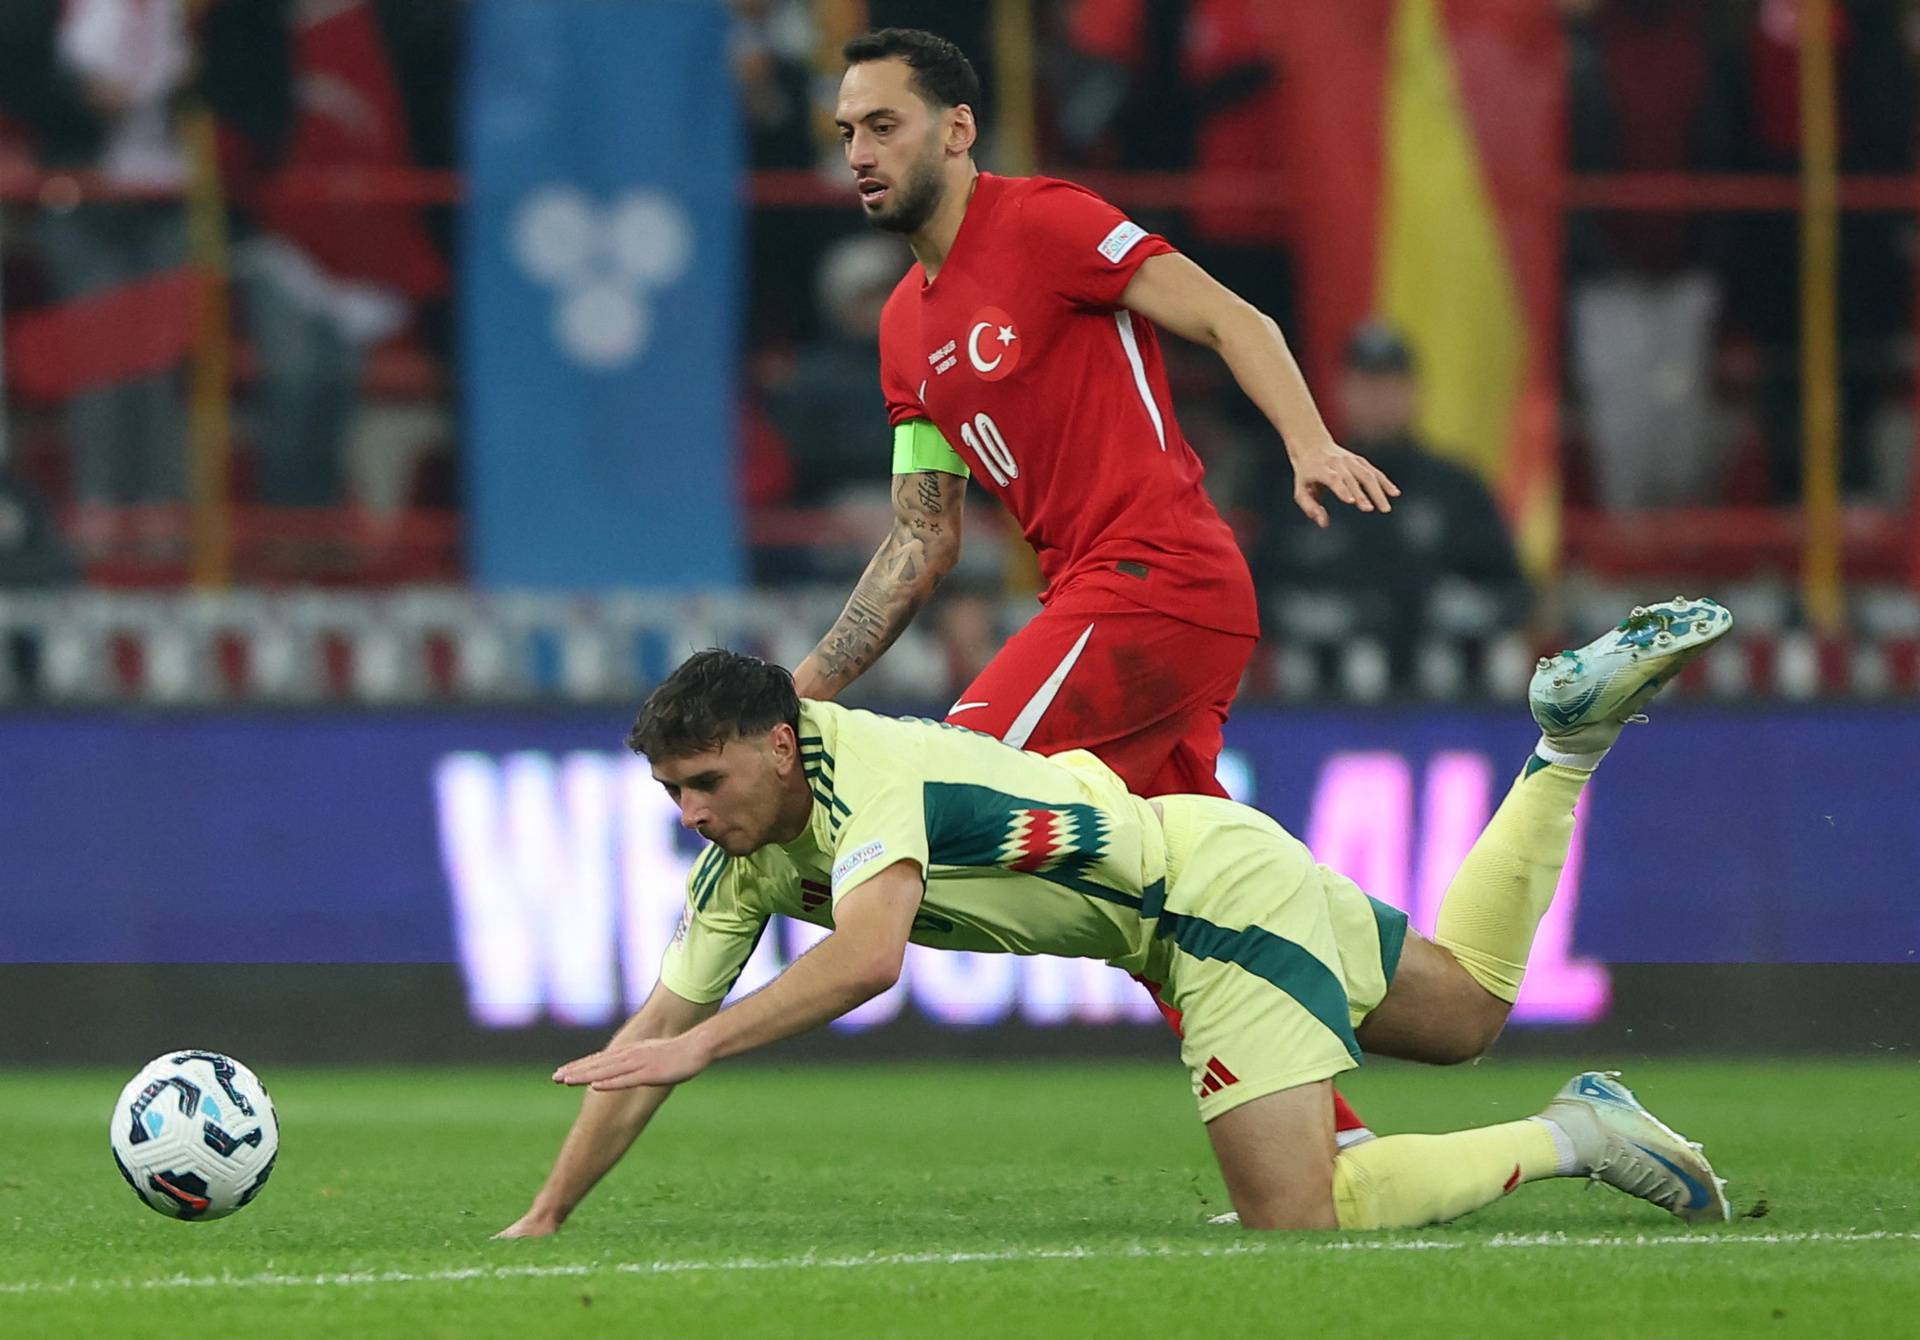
891, 418, 970, 478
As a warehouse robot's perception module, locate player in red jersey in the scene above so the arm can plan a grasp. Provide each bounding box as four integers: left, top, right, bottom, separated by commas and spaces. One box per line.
792, 28, 1395, 794
791, 29, 1395, 1138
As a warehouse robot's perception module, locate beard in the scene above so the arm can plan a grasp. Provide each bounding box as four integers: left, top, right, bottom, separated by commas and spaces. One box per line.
864, 147, 945, 235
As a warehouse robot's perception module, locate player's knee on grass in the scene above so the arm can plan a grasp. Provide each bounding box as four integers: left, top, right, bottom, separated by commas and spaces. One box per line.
1204, 1081, 1340, 1231
1355, 932, 1511, 1065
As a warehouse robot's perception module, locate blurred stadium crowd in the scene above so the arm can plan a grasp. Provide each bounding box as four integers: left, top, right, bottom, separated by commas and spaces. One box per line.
0, 0, 1916, 705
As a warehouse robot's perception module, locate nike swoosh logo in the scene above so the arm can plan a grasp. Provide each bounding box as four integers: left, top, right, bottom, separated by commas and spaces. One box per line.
1002, 624, 1097, 749
948, 701, 991, 715
1633, 1142, 1712, 1211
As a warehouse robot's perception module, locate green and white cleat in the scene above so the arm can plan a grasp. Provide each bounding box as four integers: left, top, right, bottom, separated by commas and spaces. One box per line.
1542, 1071, 1732, 1224
1530, 597, 1733, 754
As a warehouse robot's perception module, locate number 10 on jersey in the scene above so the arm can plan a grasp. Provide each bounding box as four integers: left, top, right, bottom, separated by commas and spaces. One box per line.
960, 412, 1018, 486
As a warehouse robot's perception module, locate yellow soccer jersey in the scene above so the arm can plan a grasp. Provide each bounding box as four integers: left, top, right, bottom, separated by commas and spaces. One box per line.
657, 701, 1189, 1004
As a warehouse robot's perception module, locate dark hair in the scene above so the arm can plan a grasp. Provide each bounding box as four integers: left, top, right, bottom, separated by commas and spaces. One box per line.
843, 27, 981, 114
628, 649, 800, 760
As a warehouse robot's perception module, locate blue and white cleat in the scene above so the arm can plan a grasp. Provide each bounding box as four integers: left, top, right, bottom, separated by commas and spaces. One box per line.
1530, 597, 1733, 754
1542, 1071, 1732, 1224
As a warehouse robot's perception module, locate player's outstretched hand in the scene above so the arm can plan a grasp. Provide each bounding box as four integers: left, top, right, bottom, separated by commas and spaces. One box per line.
494, 1211, 562, 1240
1290, 441, 1400, 528
554, 1034, 714, 1091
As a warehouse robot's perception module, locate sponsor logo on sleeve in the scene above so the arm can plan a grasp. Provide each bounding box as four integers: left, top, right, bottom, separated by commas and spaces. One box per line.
1097, 221, 1147, 264
832, 840, 888, 891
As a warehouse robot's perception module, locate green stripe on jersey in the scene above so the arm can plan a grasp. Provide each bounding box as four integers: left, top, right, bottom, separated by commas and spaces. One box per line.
1368, 895, 1409, 985
1158, 910, 1362, 1063
692, 848, 730, 910
801, 750, 852, 826
922, 782, 1108, 871
689, 846, 720, 892
1140, 877, 1167, 922
920, 782, 1134, 913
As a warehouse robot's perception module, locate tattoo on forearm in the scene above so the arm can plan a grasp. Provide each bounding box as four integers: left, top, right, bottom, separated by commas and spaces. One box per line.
807, 473, 957, 690
812, 531, 931, 686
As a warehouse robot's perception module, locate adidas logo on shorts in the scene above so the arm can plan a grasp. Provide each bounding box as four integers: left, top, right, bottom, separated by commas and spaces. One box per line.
1199, 1057, 1239, 1096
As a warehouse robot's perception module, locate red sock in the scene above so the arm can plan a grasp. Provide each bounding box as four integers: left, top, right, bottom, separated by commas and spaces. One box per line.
1333, 1087, 1368, 1134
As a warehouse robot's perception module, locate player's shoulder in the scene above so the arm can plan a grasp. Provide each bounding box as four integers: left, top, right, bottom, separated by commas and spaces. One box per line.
997, 174, 1157, 263
879, 261, 925, 321
685, 842, 736, 899
999, 172, 1120, 217
881, 263, 922, 310
802, 698, 915, 763
877, 265, 926, 357
804, 701, 993, 779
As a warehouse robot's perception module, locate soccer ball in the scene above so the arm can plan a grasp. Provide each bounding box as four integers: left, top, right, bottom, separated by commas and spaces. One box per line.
109, 1050, 280, 1221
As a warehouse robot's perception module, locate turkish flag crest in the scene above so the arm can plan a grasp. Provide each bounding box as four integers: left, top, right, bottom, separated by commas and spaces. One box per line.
965, 305, 1022, 381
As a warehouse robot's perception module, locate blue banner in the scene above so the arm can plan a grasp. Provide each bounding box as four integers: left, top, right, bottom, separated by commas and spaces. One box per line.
3, 707, 1915, 1032
461, 0, 743, 589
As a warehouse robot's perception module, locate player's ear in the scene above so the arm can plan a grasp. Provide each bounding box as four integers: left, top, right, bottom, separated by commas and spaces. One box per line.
766, 721, 799, 775
946, 104, 977, 158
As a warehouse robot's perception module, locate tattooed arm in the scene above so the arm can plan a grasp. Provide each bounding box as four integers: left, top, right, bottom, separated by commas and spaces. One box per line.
791, 470, 966, 700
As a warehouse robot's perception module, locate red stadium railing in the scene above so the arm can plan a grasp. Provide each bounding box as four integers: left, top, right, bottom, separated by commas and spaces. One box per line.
1561, 507, 1915, 583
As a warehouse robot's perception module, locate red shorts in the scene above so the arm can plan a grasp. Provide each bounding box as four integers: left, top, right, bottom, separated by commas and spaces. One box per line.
941, 588, 1255, 798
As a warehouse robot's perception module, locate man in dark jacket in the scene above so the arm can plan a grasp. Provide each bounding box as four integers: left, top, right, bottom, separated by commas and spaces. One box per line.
1253, 321, 1528, 687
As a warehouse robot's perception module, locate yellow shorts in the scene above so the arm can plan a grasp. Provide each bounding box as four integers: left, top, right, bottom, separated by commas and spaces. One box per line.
1139, 795, 1408, 1122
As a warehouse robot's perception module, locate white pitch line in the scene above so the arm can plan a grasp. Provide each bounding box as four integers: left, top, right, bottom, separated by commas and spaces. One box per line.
1, 1231, 1914, 1298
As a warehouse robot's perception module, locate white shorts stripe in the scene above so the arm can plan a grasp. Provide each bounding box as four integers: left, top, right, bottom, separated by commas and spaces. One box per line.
1114, 312, 1167, 451
1000, 623, 1096, 750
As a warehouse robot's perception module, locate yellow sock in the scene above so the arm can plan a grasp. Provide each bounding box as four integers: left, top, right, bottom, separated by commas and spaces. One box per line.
1332, 1120, 1563, 1229
1432, 761, 1590, 1003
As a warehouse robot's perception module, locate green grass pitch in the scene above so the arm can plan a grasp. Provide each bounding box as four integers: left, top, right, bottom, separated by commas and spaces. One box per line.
3, 1058, 1915, 1337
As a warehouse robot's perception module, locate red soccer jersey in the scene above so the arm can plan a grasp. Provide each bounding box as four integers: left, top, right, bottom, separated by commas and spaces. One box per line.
877, 173, 1259, 638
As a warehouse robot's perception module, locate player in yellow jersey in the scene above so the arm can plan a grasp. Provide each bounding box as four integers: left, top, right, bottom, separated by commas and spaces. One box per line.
498, 599, 1736, 1236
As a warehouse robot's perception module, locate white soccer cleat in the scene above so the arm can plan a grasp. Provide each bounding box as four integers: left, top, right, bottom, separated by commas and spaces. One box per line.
1541, 1070, 1732, 1224
1530, 597, 1734, 754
